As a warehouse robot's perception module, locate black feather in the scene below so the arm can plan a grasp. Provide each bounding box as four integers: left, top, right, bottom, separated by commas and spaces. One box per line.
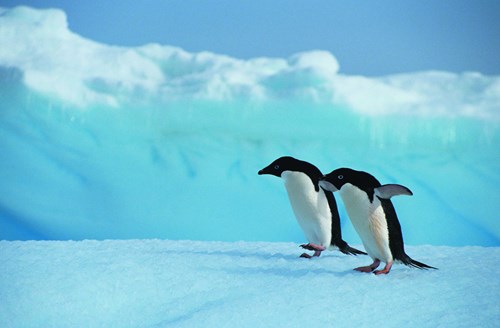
401, 256, 438, 270
338, 242, 367, 256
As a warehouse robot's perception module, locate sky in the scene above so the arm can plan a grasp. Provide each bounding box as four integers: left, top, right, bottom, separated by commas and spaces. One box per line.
2, 0, 499, 76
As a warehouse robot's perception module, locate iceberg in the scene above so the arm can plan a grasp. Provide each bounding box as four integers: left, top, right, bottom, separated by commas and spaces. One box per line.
0, 6, 499, 246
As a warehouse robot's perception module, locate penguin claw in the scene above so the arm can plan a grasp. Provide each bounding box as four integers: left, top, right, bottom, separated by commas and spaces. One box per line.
373, 262, 392, 275
300, 244, 315, 251
354, 260, 381, 273
354, 266, 376, 273
300, 243, 326, 251
299, 244, 325, 258
300, 249, 323, 259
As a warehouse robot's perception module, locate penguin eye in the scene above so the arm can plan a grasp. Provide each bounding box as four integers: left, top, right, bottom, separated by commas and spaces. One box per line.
338, 175, 343, 180
274, 165, 280, 170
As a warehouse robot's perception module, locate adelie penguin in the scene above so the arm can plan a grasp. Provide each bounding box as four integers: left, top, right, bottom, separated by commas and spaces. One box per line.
319, 168, 437, 274
258, 157, 365, 258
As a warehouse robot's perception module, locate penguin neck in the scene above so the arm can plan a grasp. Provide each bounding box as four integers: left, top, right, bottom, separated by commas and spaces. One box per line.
339, 184, 377, 212
340, 183, 375, 203
282, 171, 320, 212
282, 171, 318, 193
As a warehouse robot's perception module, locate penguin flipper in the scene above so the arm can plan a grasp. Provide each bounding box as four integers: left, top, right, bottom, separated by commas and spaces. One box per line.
375, 184, 413, 199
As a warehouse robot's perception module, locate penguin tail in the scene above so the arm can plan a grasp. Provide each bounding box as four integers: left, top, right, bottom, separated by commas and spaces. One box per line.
335, 240, 367, 256
342, 245, 367, 256
401, 255, 437, 270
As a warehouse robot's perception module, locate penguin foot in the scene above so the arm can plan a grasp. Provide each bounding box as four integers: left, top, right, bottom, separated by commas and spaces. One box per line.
299, 249, 323, 259
354, 266, 376, 273
300, 243, 326, 251
373, 262, 392, 275
300, 244, 314, 251
299, 244, 325, 258
299, 244, 325, 259
354, 259, 381, 273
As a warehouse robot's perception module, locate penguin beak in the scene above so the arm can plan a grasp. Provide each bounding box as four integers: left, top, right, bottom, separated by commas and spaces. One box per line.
258, 166, 278, 177
258, 167, 269, 175
319, 178, 338, 192
258, 164, 280, 177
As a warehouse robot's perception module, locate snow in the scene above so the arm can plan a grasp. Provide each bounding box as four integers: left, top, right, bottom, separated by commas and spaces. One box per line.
1, 240, 498, 327
0, 6, 499, 246
1, 6, 499, 118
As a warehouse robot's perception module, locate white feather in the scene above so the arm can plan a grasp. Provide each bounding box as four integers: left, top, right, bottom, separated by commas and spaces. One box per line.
339, 184, 392, 262
281, 171, 331, 247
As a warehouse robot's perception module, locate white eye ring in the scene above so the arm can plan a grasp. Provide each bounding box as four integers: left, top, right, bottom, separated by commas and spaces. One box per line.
274, 165, 280, 170
338, 175, 343, 180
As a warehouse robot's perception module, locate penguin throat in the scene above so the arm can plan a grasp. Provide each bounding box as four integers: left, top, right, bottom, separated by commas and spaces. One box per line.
282, 171, 318, 191
340, 184, 371, 204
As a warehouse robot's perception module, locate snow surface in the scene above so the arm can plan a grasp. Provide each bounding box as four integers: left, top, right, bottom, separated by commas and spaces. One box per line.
0, 6, 499, 246
1, 240, 498, 327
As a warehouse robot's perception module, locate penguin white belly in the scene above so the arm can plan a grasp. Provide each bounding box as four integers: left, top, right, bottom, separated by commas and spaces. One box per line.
282, 171, 331, 247
340, 185, 392, 263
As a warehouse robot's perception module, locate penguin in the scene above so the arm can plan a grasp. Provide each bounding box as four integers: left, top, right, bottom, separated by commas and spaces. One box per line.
319, 168, 437, 274
258, 156, 365, 258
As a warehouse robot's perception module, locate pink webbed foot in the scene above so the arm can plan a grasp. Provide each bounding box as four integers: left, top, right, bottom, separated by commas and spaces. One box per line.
354, 266, 376, 273
373, 262, 393, 275
354, 259, 381, 273
300, 243, 326, 252
300, 244, 325, 259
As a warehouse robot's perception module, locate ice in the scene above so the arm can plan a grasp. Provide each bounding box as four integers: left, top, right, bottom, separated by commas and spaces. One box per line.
0, 6, 499, 246
1, 240, 499, 327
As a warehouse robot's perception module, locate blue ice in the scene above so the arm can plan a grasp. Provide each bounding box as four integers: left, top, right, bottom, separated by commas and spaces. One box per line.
0, 6, 499, 247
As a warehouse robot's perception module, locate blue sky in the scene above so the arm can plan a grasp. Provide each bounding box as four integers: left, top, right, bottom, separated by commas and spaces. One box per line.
2, 0, 499, 76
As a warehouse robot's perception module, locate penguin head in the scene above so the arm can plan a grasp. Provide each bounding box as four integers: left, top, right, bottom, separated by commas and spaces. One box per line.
319, 168, 355, 192
258, 156, 322, 180
258, 156, 301, 177
320, 168, 380, 192
320, 168, 412, 202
